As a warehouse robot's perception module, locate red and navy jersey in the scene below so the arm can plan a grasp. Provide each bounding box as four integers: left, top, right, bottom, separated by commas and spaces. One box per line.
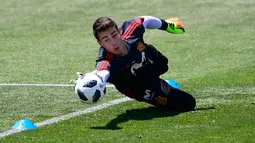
95, 17, 168, 100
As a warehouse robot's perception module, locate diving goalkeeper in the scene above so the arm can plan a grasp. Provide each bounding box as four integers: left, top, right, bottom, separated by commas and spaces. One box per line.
92, 16, 196, 111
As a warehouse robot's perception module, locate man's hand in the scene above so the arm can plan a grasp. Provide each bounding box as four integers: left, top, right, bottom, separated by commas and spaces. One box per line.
165, 18, 185, 34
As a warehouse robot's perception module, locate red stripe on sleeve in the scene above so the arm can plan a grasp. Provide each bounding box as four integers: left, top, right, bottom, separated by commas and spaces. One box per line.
121, 21, 136, 39
123, 22, 140, 39
98, 53, 113, 71
122, 23, 138, 39
98, 61, 109, 71
122, 19, 142, 39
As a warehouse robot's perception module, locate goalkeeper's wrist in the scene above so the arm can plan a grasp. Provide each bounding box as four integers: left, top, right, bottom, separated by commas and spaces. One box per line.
158, 19, 169, 31
96, 70, 110, 83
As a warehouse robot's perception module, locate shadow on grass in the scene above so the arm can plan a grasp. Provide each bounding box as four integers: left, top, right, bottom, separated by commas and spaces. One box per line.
90, 106, 215, 130
195, 107, 216, 111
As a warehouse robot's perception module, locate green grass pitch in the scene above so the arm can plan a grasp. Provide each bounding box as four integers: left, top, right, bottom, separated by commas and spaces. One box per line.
0, 0, 254, 142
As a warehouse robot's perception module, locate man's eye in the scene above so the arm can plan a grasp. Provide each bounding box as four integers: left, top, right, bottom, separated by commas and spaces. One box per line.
104, 39, 109, 42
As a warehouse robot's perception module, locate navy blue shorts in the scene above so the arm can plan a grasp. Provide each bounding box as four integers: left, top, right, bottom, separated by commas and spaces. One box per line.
130, 79, 196, 111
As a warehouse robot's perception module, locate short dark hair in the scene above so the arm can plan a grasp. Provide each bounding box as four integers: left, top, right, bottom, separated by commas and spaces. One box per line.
93, 17, 118, 40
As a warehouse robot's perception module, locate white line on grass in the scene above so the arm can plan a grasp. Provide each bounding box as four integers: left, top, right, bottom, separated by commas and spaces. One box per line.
0, 97, 236, 139
0, 83, 115, 87
0, 97, 132, 139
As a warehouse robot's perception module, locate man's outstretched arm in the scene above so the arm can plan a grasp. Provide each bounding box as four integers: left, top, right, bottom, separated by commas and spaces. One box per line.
140, 16, 185, 34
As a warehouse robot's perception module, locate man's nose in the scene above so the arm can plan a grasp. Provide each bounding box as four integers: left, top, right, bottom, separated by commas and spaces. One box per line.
111, 38, 116, 45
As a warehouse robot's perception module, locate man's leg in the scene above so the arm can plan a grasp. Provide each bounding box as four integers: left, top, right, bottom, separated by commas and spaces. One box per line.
150, 79, 196, 111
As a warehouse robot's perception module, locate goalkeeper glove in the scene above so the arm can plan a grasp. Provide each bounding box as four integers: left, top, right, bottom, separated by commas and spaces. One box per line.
165, 18, 185, 34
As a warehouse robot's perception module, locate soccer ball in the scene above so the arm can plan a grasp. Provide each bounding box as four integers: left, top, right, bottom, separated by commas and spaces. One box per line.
74, 72, 106, 103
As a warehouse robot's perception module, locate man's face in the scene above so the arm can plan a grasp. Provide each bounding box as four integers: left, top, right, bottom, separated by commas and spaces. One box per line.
97, 26, 126, 56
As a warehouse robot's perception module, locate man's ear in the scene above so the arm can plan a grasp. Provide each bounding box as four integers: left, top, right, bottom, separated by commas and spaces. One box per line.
118, 28, 122, 34
97, 39, 102, 46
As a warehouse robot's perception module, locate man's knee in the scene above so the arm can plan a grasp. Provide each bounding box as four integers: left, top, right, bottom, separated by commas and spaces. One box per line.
166, 89, 196, 112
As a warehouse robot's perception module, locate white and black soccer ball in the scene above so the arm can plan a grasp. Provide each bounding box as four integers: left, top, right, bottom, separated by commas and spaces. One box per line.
74, 73, 106, 103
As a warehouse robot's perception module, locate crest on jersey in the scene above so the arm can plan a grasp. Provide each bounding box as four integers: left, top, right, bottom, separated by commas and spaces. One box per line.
137, 42, 145, 52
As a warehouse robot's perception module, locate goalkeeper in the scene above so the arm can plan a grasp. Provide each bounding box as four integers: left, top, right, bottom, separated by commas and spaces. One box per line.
92, 16, 195, 111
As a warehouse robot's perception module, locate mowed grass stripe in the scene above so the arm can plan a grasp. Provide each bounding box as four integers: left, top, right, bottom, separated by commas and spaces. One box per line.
0, 85, 253, 138
1, 95, 254, 142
